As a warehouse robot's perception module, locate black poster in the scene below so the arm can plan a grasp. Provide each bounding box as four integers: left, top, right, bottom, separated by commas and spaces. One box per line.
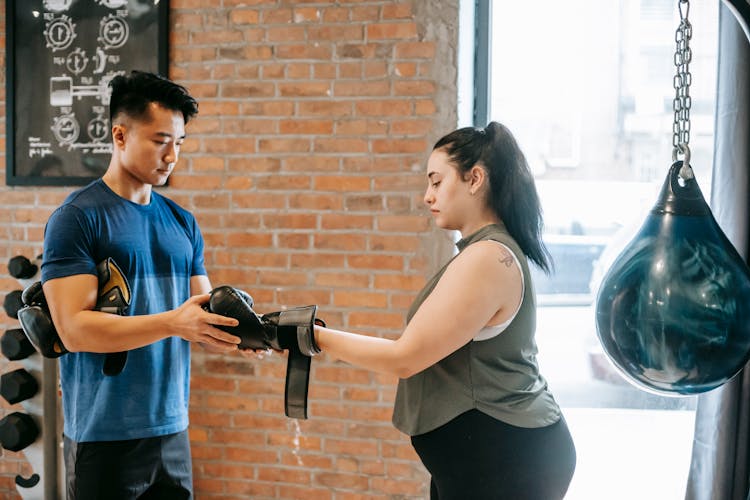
6, 0, 168, 186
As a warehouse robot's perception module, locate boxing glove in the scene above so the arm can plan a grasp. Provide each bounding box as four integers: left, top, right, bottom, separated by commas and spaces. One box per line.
204, 286, 266, 350
95, 258, 131, 375
206, 285, 325, 419
17, 282, 67, 358
17, 258, 131, 374
206, 285, 322, 356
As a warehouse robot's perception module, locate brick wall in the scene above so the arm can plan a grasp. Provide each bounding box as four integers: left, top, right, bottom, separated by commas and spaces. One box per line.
0, 1, 460, 498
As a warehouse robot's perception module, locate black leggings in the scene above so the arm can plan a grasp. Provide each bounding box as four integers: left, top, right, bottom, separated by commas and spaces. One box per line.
411, 410, 576, 500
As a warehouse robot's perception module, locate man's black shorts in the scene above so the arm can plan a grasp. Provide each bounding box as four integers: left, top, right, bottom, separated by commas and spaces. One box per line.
64, 429, 192, 500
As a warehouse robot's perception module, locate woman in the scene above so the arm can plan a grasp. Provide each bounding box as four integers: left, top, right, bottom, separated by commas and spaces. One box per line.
314, 122, 576, 499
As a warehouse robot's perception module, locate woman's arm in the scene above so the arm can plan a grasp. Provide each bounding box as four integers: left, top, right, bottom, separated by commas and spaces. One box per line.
44, 273, 240, 353
314, 240, 523, 378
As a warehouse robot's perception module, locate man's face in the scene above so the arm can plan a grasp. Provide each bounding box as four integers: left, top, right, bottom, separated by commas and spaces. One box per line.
114, 102, 186, 187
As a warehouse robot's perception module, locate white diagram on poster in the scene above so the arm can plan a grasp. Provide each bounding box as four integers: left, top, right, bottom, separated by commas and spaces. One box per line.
34, 2, 138, 159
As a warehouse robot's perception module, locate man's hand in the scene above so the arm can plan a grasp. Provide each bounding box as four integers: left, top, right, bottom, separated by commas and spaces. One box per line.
169, 294, 241, 353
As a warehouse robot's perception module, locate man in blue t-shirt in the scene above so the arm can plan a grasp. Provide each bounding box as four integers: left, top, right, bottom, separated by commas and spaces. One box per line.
41, 71, 242, 499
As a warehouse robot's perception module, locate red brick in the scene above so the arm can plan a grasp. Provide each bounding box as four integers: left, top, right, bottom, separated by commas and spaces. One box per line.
290, 253, 346, 269
366, 22, 418, 40
229, 10, 260, 25
258, 138, 312, 153
344, 194, 384, 211
223, 118, 277, 135
277, 233, 312, 249
320, 214, 372, 230
314, 272, 369, 288
267, 26, 307, 42
333, 291, 388, 308
373, 273, 425, 291
279, 82, 331, 97
288, 193, 343, 210
351, 5, 380, 22
372, 138, 427, 154
355, 100, 411, 116
349, 311, 405, 329
276, 45, 333, 60
314, 176, 370, 192
383, 4, 414, 19
334, 81, 389, 97
279, 120, 334, 135
266, 213, 319, 229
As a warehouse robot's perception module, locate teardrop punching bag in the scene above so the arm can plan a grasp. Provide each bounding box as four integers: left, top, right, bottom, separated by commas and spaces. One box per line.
595, 161, 750, 395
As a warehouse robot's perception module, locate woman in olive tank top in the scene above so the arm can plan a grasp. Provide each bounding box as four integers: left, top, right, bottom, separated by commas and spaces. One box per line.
313, 122, 576, 499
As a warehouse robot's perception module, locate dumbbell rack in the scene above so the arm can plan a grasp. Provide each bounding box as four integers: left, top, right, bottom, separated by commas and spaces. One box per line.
2, 255, 63, 500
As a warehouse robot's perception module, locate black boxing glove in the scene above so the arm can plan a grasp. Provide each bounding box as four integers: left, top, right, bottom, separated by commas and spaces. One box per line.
96, 258, 131, 375
207, 286, 326, 419
17, 281, 68, 358
205, 286, 267, 350
17, 258, 131, 370
207, 286, 322, 355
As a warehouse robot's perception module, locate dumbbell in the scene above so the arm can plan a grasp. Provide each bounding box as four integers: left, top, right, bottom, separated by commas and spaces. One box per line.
1, 328, 36, 361
8, 256, 39, 281
3, 290, 24, 319
0, 412, 39, 452
1, 369, 39, 405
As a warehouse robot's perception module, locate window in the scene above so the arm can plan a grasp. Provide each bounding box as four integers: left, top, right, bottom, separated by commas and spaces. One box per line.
469, 1, 719, 497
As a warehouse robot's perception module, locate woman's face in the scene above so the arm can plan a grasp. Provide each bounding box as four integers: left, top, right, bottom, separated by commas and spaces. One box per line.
423, 149, 475, 230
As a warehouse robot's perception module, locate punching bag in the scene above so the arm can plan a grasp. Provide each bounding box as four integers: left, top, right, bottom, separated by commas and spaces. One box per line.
595, 161, 750, 395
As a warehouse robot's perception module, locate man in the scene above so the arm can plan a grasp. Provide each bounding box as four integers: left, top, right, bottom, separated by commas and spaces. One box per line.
41, 70, 241, 499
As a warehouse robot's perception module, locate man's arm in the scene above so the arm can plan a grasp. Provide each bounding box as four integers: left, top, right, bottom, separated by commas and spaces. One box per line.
190, 274, 212, 296
44, 274, 240, 353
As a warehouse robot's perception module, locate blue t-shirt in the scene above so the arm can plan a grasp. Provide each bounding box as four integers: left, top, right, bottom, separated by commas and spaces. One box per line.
42, 179, 207, 442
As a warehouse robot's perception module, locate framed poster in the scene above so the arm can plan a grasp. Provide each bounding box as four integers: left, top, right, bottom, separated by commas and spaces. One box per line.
5, 0, 169, 186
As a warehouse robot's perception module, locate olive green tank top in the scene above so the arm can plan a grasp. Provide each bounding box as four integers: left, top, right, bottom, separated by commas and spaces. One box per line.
392, 224, 561, 436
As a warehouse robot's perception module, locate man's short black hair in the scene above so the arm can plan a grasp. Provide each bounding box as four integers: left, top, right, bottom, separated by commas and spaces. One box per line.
109, 70, 199, 124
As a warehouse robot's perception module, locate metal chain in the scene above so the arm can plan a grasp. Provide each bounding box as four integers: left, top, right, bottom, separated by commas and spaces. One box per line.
672, 0, 693, 175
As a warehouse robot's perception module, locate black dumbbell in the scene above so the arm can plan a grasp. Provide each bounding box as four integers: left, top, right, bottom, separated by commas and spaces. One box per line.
0, 412, 39, 452
3, 290, 24, 319
8, 256, 39, 280
1, 329, 36, 360
0, 369, 39, 405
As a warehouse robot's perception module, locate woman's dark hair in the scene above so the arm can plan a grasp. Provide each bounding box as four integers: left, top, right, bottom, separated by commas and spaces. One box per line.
109, 70, 199, 124
434, 121, 552, 273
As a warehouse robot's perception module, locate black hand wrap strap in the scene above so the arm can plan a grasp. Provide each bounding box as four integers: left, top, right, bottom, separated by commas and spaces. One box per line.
275, 306, 322, 419
285, 342, 312, 419
96, 258, 131, 376
207, 286, 324, 419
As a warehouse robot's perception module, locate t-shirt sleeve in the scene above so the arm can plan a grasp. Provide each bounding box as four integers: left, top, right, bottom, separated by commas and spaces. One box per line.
190, 215, 207, 277
41, 205, 98, 283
